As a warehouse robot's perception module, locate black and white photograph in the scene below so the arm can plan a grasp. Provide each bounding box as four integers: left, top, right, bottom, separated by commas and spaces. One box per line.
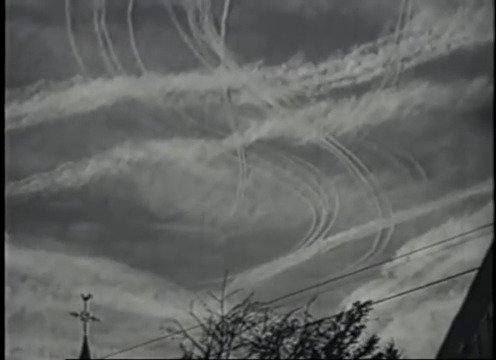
5, 0, 494, 359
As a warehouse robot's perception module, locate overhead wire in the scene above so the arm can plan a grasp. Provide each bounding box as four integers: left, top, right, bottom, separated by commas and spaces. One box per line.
101, 265, 483, 358
263, 223, 492, 306
99, 225, 492, 358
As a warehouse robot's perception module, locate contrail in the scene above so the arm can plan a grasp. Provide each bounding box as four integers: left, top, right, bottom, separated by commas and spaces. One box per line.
100, 0, 125, 74
230, 179, 494, 288
385, 142, 427, 182
163, 0, 213, 70
331, 136, 395, 262
268, 150, 327, 251
390, 0, 414, 87
64, 0, 88, 75
360, 140, 415, 181
285, 152, 337, 250
275, 4, 491, 103
6, 75, 491, 198
300, 155, 341, 244
225, 93, 248, 217
6, 11, 491, 132
8, 0, 491, 126
93, 0, 116, 76
220, 0, 231, 45
127, 0, 147, 74
360, 140, 427, 183
171, 0, 248, 216
170, 104, 321, 252
378, 0, 407, 90
195, 0, 248, 217
321, 135, 395, 267
186, 0, 220, 66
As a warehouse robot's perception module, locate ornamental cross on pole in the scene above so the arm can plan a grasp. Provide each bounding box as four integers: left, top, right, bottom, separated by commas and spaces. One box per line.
70, 293, 101, 337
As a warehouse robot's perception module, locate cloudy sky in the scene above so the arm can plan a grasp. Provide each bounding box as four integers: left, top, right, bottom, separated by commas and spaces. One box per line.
5, 0, 494, 359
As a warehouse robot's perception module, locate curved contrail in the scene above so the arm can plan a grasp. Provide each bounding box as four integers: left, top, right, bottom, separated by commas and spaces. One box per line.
163, 0, 213, 70
6, 12, 490, 132
300, 156, 340, 245
390, 0, 414, 88
267, 149, 328, 251
377, 141, 427, 183
378, 0, 407, 90
287, 152, 339, 250
360, 139, 417, 182
100, 0, 125, 74
391, 145, 427, 182
320, 136, 394, 267
331, 136, 394, 263
220, 0, 231, 45
127, 0, 147, 74
65, 0, 88, 75
93, 0, 116, 76
185, 0, 220, 66
170, 105, 322, 253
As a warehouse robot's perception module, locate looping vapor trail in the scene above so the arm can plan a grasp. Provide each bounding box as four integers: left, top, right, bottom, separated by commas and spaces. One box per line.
100, 0, 125, 74
93, 0, 116, 76
65, 0, 88, 75
127, 0, 147, 75
320, 136, 395, 267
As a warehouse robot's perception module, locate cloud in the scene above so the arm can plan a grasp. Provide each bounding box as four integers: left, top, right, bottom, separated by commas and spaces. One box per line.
5, 240, 197, 359
230, 180, 493, 289
5, 1, 493, 358
6, 75, 491, 201
337, 202, 494, 358
6, 0, 493, 131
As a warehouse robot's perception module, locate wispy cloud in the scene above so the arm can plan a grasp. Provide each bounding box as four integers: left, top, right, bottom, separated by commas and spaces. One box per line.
5, 240, 196, 359
337, 202, 494, 358
230, 180, 493, 288
6, 76, 491, 200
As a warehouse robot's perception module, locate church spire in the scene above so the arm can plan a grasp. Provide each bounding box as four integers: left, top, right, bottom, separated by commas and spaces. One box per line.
70, 293, 100, 359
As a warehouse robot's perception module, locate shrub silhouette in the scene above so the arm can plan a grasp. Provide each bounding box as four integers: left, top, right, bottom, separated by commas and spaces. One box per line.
164, 278, 402, 359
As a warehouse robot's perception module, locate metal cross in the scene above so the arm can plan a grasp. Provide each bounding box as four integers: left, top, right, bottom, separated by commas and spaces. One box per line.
70, 293, 101, 336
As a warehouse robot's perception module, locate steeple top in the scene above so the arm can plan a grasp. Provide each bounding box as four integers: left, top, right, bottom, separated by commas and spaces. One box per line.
70, 293, 100, 359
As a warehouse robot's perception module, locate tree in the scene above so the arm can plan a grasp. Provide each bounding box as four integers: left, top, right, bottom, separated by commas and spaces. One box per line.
164, 277, 402, 359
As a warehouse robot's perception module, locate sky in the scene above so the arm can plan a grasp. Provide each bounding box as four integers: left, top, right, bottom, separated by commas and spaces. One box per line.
5, 0, 494, 359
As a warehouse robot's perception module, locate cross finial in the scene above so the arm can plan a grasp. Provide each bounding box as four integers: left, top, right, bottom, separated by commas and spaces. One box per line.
70, 293, 101, 336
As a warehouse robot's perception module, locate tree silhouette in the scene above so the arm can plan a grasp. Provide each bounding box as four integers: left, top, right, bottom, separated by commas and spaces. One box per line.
164, 277, 402, 359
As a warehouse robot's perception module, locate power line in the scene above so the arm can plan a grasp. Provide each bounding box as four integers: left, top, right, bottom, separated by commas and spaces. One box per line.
272, 232, 487, 310
263, 223, 492, 306
372, 266, 478, 307
100, 225, 491, 358
102, 265, 481, 358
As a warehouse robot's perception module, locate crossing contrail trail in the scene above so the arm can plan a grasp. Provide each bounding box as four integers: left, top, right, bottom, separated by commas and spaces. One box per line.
184, 1, 219, 66
378, 0, 408, 90
6, 9, 491, 132
127, 0, 147, 74
220, 0, 231, 45
286, 152, 338, 251
100, 0, 124, 74
320, 135, 395, 268
360, 140, 428, 183
169, 104, 322, 253
229, 179, 493, 288
164, 0, 213, 70
65, 0, 88, 75
390, 0, 414, 88
93, 0, 116, 76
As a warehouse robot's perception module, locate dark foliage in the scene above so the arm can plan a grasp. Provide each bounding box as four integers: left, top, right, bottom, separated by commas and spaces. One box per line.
164, 276, 402, 359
